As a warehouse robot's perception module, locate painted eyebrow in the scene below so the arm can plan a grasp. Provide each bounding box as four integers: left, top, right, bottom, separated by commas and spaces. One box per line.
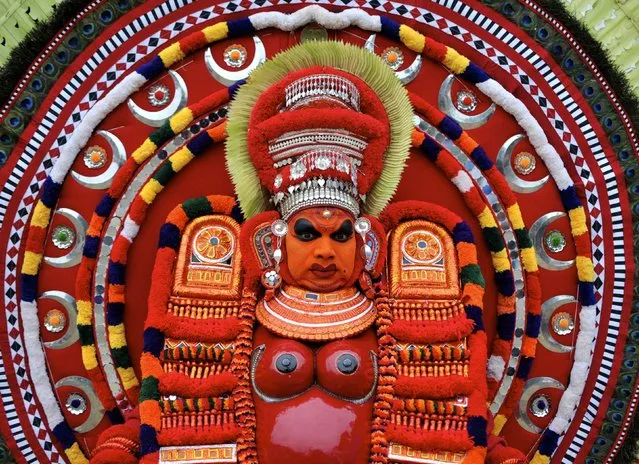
293, 219, 319, 236
332, 220, 354, 236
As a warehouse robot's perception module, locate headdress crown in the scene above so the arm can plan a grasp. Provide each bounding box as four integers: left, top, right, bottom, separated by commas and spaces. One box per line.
226, 41, 414, 219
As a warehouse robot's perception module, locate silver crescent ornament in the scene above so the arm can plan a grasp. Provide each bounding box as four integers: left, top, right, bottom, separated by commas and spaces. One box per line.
71, 130, 127, 190
44, 208, 88, 268
55, 376, 105, 433
128, 69, 188, 127
205, 36, 266, 86
363, 34, 422, 85
363, 34, 376, 53
496, 134, 550, 194
515, 377, 565, 433
540, 295, 577, 353
529, 212, 575, 271
396, 55, 422, 85
39, 291, 79, 349
438, 74, 496, 130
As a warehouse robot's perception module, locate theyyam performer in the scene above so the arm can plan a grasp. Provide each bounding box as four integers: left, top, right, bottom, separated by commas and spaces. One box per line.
92, 41, 524, 464
0, 2, 636, 464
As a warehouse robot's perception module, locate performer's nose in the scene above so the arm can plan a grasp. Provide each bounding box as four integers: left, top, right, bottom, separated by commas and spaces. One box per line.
314, 236, 335, 260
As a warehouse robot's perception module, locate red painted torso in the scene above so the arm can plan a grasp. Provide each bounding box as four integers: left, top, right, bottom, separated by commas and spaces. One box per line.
251, 325, 378, 464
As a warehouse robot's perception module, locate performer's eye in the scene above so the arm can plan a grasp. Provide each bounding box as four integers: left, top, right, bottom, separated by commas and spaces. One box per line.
294, 219, 320, 242
331, 220, 353, 243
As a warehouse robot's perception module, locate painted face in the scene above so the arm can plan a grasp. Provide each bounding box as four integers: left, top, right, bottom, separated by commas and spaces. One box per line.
284, 207, 357, 292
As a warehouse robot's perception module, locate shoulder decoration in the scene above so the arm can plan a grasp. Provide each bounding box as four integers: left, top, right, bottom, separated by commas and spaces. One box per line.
378, 201, 489, 463
139, 195, 255, 463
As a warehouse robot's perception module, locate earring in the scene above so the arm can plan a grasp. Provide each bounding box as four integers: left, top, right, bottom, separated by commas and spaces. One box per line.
354, 217, 372, 262
262, 219, 288, 290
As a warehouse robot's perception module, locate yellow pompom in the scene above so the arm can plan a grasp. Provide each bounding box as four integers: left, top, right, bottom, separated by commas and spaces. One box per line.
478, 206, 497, 228
443, 47, 470, 74
576, 255, 595, 282
118, 367, 139, 390
530, 451, 551, 464
31, 201, 52, 229
521, 247, 539, 272
169, 108, 195, 134
493, 413, 508, 434
399, 25, 425, 53
140, 179, 164, 204
76, 300, 93, 326
65, 442, 89, 464
170, 147, 195, 172
568, 207, 588, 237
506, 204, 525, 230
81, 344, 98, 370
159, 43, 186, 68
132, 139, 158, 164
491, 249, 510, 272
203, 22, 229, 43
21, 251, 42, 276
108, 323, 127, 349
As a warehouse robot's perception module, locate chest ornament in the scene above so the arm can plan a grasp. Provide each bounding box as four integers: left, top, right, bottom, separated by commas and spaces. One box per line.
255, 285, 376, 341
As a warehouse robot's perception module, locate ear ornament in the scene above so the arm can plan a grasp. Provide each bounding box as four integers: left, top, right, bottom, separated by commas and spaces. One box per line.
261, 219, 288, 292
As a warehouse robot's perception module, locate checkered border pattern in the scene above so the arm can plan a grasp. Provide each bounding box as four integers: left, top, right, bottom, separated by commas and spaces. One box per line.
0, 0, 623, 462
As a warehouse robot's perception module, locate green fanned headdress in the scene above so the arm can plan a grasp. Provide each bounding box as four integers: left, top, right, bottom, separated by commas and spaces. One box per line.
225, 41, 414, 219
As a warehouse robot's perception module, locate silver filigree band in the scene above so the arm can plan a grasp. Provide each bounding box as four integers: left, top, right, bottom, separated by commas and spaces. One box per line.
284, 74, 360, 111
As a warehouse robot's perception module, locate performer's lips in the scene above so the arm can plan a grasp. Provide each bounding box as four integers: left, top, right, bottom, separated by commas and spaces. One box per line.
310, 263, 338, 278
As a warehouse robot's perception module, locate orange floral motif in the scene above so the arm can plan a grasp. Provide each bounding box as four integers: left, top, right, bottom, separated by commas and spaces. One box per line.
193, 226, 234, 263
403, 230, 443, 264
388, 220, 459, 300
173, 216, 242, 299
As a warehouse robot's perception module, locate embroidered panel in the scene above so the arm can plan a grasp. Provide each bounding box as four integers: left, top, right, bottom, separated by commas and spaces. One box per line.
174, 215, 242, 299
388, 220, 460, 300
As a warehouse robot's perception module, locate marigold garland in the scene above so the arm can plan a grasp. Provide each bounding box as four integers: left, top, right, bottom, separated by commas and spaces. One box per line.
408, 87, 594, 449
75, 94, 235, 412
370, 287, 398, 464
232, 289, 259, 464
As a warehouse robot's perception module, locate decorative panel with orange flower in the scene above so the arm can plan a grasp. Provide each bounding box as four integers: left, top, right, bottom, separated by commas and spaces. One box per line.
388, 220, 460, 300
173, 215, 242, 299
